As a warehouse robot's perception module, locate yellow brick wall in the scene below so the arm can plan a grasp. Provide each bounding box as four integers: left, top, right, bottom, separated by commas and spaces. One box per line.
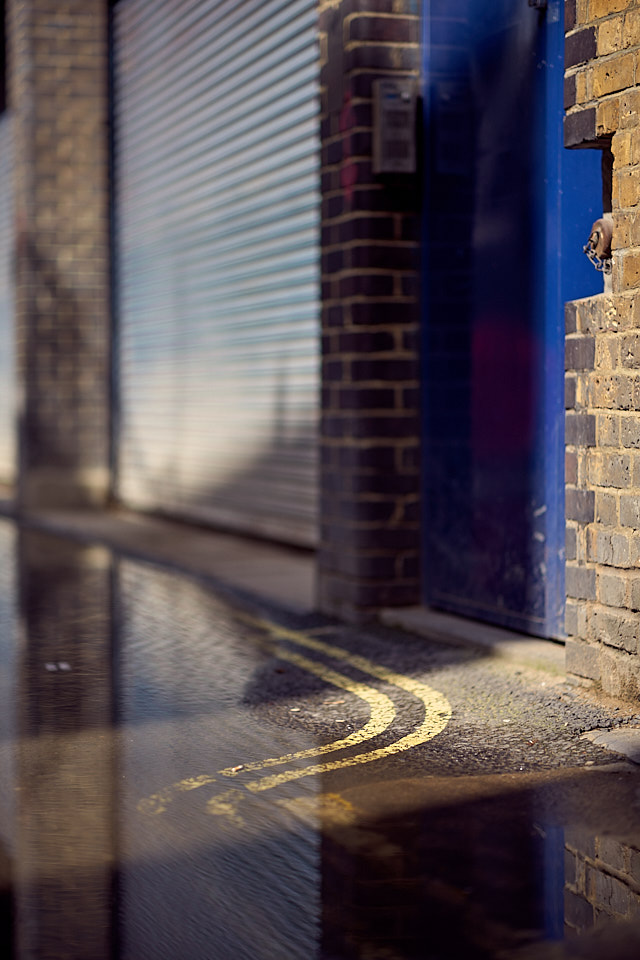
565, 0, 640, 698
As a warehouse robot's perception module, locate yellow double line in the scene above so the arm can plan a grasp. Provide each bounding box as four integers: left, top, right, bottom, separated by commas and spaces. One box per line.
138, 615, 451, 815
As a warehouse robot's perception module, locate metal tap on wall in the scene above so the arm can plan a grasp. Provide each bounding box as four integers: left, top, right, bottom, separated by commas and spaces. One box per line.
583, 217, 613, 274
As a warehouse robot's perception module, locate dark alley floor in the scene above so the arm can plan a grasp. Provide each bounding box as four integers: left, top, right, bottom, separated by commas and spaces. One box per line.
0, 512, 639, 958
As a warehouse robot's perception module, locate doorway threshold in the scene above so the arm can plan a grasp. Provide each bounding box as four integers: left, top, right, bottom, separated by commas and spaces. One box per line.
379, 606, 565, 676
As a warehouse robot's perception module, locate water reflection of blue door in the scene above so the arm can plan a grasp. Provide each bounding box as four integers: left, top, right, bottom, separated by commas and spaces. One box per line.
422, 0, 602, 638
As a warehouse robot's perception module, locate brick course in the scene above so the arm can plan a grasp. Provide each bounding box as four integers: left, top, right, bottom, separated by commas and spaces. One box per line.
565, 0, 640, 699
318, 0, 422, 620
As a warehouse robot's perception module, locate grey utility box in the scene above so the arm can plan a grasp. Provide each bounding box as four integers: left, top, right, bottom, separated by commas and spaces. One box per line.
372, 78, 417, 175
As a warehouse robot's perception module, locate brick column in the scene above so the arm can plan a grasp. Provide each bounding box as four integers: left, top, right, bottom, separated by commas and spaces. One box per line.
317, 0, 422, 621
8, 0, 111, 509
564, 0, 640, 699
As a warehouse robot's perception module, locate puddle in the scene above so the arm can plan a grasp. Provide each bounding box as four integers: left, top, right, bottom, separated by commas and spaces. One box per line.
0, 521, 639, 958
320, 767, 640, 959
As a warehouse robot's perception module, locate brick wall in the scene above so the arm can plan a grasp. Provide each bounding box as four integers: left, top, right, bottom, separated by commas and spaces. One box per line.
8, 0, 111, 509
317, 0, 422, 621
565, 0, 640, 699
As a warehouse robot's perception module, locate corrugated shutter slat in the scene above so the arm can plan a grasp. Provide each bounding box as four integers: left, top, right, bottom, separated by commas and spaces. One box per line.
114, 0, 320, 546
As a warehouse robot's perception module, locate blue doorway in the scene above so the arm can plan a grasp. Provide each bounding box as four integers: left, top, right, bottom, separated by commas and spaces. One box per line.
422, 0, 603, 638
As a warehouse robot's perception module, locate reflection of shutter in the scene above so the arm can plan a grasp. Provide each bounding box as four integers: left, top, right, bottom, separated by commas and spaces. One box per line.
0, 117, 15, 484
114, 0, 320, 547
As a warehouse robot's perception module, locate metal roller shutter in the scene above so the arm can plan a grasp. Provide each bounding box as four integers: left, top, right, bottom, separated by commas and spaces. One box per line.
113, 0, 320, 547
0, 117, 15, 485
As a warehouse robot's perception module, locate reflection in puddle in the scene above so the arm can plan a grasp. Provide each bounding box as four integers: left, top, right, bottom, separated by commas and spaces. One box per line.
320, 773, 640, 959
15, 531, 115, 960
0, 521, 15, 958
563, 829, 640, 944
0, 521, 639, 958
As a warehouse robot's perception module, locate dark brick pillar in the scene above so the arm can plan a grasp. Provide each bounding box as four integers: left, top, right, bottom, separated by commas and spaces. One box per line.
317, 0, 422, 621
8, 0, 111, 509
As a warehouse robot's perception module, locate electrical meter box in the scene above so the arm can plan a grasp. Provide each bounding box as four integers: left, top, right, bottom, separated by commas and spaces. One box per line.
372, 79, 417, 175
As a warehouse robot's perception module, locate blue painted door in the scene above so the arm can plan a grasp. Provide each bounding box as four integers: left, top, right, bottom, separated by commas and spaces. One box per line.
422, 0, 602, 637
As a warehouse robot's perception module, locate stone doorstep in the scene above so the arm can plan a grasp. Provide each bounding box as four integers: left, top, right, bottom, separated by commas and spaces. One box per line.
379, 606, 566, 676
582, 728, 640, 765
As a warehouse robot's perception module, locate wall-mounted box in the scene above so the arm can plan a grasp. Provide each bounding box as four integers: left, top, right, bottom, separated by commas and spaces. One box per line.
373, 79, 417, 175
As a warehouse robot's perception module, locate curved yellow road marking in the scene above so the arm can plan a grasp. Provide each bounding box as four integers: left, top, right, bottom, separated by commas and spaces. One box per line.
246, 705, 450, 792
240, 613, 451, 714
139, 638, 396, 812
207, 789, 245, 826
137, 774, 218, 815
137, 614, 452, 816
232, 614, 452, 791
219, 641, 395, 776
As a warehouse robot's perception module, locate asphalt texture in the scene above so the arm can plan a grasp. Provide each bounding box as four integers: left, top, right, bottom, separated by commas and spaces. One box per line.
2, 516, 640, 959
242, 616, 640, 778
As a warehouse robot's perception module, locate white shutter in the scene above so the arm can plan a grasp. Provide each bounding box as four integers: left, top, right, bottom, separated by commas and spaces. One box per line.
114, 0, 320, 546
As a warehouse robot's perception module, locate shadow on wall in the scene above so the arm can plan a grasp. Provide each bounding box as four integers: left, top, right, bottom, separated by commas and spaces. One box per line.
116, 353, 319, 548
14, 218, 108, 486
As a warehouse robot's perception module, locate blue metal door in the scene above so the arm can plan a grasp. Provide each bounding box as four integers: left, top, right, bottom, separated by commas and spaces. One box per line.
422, 0, 602, 637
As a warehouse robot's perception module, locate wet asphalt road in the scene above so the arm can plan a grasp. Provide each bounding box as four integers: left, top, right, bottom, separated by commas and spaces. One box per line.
1, 519, 640, 959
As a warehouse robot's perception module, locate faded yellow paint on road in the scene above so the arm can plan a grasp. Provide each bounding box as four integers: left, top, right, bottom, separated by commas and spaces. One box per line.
137, 640, 394, 815
207, 789, 245, 826
137, 613, 452, 817
224, 614, 452, 791
240, 613, 452, 717
138, 774, 219, 815
219, 641, 395, 776
246, 703, 451, 791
